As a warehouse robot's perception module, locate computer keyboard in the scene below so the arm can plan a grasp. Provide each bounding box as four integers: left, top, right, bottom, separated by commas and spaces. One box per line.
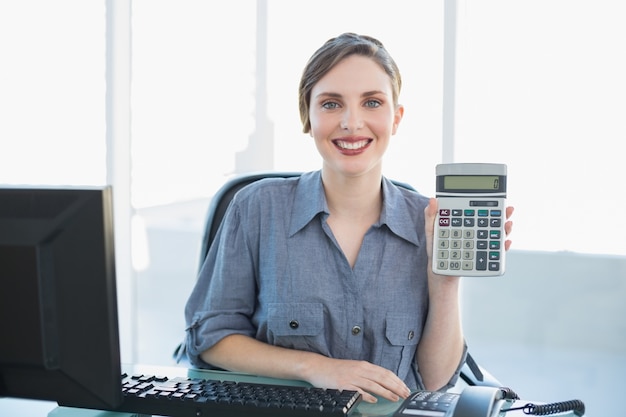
116, 372, 362, 417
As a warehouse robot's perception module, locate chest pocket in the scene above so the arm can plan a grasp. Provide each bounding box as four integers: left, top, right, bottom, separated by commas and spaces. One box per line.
266, 303, 326, 353
380, 314, 421, 379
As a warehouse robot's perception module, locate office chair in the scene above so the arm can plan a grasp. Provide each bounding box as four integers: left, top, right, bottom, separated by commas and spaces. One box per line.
179, 171, 501, 388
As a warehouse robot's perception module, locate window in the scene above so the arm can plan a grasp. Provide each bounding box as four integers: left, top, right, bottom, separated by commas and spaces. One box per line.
0, 1, 106, 186
455, 0, 626, 256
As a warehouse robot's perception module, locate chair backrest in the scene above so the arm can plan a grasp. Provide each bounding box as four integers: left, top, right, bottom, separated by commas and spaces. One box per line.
194, 171, 500, 388
198, 172, 301, 270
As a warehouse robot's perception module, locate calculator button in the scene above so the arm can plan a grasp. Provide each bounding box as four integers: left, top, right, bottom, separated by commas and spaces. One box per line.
476, 252, 488, 270
435, 203, 504, 276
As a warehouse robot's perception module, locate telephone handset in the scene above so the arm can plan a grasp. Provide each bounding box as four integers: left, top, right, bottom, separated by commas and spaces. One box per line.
393, 386, 586, 417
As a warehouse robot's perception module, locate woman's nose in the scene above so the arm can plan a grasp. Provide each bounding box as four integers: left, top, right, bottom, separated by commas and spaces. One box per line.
340, 108, 364, 131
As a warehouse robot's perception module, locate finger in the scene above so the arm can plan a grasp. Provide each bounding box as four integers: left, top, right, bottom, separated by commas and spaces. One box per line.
357, 389, 379, 404
356, 371, 411, 403
426, 197, 438, 217
505, 220, 513, 236
424, 198, 437, 231
424, 198, 438, 258
506, 206, 514, 219
353, 380, 403, 403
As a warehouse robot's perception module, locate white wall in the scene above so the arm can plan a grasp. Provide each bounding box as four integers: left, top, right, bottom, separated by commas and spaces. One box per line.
462, 250, 626, 415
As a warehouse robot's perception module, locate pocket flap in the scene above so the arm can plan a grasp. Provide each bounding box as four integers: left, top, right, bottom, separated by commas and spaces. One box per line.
268, 303, 324, 336
385, 314, 420, 346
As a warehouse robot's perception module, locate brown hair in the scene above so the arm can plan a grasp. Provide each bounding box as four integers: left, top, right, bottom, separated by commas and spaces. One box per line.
298, 33, 402, 133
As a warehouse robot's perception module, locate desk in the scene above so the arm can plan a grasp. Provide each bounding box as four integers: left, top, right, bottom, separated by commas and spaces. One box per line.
0, 364, 583, 417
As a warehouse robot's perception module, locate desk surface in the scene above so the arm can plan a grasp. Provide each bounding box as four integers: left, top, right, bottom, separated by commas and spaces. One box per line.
0, 364, 583, 417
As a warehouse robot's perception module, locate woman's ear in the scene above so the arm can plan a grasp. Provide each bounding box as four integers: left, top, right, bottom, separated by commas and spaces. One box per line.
392, 104, 405, 135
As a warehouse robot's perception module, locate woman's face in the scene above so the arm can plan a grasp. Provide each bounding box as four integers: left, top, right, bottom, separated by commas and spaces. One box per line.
308, 54, 403, 179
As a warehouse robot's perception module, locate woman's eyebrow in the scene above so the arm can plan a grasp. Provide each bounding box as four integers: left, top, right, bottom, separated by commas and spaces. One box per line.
361, 90, 388, 97
314, 92, 342, 100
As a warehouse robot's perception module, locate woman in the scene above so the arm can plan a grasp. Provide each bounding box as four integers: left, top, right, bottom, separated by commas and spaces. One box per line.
184, 33, 513, 403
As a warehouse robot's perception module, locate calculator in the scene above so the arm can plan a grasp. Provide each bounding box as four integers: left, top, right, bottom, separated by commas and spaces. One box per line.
433, 163, 507, 277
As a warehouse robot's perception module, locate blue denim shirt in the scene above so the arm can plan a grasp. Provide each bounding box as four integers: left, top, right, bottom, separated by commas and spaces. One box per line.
184, 170, 465, 390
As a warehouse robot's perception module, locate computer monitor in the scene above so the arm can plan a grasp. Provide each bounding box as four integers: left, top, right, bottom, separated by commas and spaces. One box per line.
0, 185, 123, 409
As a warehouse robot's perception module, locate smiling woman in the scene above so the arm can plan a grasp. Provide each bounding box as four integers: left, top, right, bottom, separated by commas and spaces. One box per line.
181, 32, 483, 403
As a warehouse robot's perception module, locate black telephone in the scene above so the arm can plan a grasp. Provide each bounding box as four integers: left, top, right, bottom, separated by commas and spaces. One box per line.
393, 386, 509, 417
393, 386, 585, 417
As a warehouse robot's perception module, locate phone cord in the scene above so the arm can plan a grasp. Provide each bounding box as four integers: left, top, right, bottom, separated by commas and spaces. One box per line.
505, 399, 586, 416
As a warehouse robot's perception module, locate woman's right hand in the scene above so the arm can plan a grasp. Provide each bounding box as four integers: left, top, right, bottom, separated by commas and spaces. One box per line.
303, 356, 411, 403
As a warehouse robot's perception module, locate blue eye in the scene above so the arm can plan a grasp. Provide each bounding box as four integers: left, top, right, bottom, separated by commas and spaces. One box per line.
364, 99, 381, 108
322, 101, 340, 110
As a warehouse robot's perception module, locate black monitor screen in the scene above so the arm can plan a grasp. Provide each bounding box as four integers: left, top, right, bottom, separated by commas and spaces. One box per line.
0, 185, 122, 409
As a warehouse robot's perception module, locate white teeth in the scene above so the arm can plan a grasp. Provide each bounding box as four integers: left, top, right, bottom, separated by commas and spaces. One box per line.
336, 140, 369, 150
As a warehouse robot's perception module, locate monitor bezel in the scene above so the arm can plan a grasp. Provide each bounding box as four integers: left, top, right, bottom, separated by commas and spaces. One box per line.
0, 185, 122, 409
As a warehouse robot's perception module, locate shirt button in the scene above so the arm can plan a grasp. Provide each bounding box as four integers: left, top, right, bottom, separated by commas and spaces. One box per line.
289, 320, 299, 329
408, 330, 415, 340
351, 325, 361, 336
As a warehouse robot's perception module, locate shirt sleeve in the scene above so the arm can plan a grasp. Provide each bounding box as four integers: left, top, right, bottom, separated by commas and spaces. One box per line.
183, 200, 258, 368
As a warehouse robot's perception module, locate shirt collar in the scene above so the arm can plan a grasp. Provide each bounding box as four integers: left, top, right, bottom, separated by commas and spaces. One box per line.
379, 177, 421, 247
289, 171, 328, 237
289, 171, 421, 247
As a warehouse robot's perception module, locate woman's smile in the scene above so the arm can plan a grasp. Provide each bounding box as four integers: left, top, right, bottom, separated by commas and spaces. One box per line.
333, 137, 373, 153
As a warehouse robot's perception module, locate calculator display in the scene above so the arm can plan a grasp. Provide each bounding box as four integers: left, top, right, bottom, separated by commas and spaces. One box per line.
443, 175, 501, 191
